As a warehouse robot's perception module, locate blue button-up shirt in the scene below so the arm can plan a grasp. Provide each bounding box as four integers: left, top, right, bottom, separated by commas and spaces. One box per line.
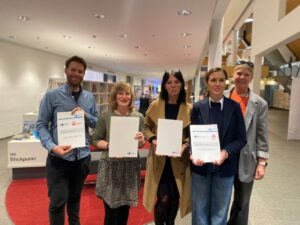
36, 83, 98, 161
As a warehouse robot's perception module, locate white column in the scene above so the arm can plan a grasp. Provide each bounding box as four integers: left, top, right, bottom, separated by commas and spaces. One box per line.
194, 69, 201, 102
208, 18, 224, 70
230, 29, 238, 65
251, 55, 262, 95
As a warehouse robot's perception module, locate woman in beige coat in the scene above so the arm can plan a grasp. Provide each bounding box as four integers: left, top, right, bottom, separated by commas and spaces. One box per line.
143, 71, 192, 225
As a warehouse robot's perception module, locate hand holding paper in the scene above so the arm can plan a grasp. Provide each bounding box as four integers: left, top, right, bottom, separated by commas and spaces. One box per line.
52, 145, 73, 156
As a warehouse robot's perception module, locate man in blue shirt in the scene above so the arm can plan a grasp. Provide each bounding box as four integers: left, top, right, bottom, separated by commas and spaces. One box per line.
36, 55, 98, 225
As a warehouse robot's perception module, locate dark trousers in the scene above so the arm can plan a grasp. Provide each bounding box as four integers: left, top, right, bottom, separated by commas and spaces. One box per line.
103, 201, 130, 225
154, 158, 179, 225
46, 154, 90, 225
228, 176, 254, 225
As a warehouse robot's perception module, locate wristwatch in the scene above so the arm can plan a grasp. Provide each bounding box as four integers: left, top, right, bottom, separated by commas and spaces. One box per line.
258, 161, 268, 167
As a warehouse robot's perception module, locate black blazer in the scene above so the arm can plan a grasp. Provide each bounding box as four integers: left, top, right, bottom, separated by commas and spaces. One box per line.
190, 97, 247, 177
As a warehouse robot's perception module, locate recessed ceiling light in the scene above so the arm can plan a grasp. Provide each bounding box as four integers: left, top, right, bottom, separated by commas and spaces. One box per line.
62, 35, 71, 39
119, 34, 127, 38
94, 14, 105, 19
245, 18, 253, 23
177, 10, 192, 16
18, 16, 30, 21
181, 32, 191, 37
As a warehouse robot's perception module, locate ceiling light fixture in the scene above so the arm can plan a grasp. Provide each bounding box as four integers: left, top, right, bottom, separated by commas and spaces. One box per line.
245, 18, 253, 23
177, 10, 192, 16
181, 32, 191, 37
119, 34, 127, 38
18, 16, 30, 21
62, 35, 71, 39
94, 14, 105, 19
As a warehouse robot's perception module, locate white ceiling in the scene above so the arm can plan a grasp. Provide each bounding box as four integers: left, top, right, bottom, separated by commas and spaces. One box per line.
0, 0, 230, 80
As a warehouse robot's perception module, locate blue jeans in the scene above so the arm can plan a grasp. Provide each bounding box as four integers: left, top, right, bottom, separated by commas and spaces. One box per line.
191, 171, 234, 225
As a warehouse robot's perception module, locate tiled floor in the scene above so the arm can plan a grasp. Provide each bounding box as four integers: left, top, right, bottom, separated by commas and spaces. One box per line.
0, 109, 299, 225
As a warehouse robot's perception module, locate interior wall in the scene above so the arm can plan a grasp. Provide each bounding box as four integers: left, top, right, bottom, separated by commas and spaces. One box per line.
0, 41, 66, 138
0, 41, 126, 138
251, 0, 300, 57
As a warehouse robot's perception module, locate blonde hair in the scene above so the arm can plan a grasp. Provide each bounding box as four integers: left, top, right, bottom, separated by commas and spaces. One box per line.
109, 82, 135, 111
234, 64, 253, 75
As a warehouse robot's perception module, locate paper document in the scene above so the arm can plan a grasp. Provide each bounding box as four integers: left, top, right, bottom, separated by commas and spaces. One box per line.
109, 116, 139, 157
156, 119, 183, 156
190, 124, 221, 162
57, 111, 85, 148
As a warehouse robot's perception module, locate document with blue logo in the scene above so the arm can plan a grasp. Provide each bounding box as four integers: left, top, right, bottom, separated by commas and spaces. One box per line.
57, 111, 85, 148
109, 116, 139, 158
190, 124, 221, 162
156, 119, 183, 156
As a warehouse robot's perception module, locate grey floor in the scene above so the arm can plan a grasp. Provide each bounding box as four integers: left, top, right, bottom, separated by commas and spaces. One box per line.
0, 109, 299, 225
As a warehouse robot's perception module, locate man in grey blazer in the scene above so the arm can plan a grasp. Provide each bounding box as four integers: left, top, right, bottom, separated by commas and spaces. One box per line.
225, 62, 269, 225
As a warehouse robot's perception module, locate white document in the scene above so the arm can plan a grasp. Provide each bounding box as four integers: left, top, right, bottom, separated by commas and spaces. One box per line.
109, 116, 139, 158
57, 111, 85, 148
156, 119, 183, 156
190, 124, 221, 162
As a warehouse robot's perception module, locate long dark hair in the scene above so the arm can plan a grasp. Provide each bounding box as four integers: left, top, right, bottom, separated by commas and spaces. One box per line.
160, 71, 186, 103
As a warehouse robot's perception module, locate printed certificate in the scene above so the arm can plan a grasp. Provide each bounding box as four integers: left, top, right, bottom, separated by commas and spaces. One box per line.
156, 119, 183, 156
190, 124, 221, 162
57, 111, 85, 148
109, 116, 139, 157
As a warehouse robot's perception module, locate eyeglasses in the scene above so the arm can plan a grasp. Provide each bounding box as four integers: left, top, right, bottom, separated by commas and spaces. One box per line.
237, 60, 254, 68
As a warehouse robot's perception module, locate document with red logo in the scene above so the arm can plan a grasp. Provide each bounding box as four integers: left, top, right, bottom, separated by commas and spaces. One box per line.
57, 111, 85, 148
190, 124, 221, 162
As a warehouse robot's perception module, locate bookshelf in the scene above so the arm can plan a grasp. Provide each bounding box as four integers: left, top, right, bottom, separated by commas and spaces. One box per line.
48, 78, 114, 113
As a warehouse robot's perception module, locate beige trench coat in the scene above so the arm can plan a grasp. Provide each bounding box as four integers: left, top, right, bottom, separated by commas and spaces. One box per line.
142, 98, 192, 218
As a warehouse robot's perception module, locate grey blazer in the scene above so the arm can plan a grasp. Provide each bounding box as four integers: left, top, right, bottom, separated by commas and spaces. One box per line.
224, 88, 269, 182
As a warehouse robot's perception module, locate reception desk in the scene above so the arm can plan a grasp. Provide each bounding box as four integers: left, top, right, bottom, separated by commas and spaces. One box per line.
7, 138, 102, 180
8, 138, 148, 180
7, 138, 48, 179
